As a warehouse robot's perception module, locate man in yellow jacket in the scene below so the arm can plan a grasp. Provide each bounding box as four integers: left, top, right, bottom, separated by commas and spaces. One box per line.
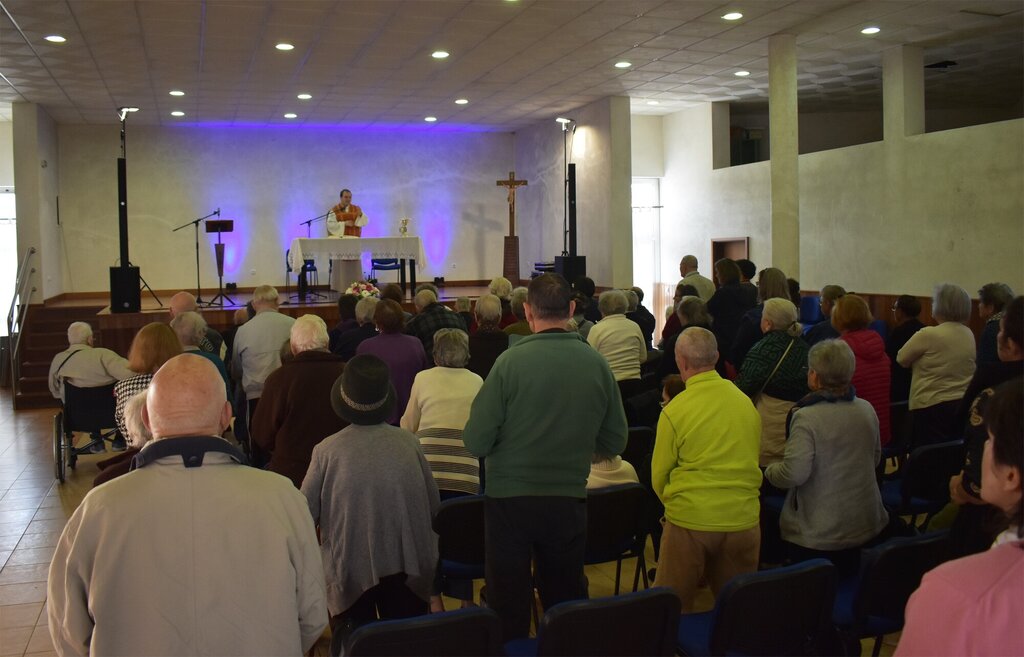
652, 326, 763, 612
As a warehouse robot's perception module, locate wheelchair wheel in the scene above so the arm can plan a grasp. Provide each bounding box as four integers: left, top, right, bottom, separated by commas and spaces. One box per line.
53, 412, 66, 484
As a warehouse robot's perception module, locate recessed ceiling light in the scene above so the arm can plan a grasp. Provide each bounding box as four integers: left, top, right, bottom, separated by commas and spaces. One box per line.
169, 90, 185, 97
722, 12, 743, 20
432, 50, 450, 59
614, 61, 632, 68
734, 70, 750, 77
861, 26, 880, 35
646, 100, 659, 106
424, 116, 438, 122
170, 111, 185, 117
284, 113, 297, 119
275, 43, 295, 51
454, 98, 469, 105
297, 93, 312, 100
44, 35, 66, 43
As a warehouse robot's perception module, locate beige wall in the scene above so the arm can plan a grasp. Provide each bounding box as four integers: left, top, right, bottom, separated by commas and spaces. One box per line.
54, 124, 514, 293
0, 122, 14, 187
653, 103, 1023, 297
630, 115, 664, 178
13, 104, 61, 301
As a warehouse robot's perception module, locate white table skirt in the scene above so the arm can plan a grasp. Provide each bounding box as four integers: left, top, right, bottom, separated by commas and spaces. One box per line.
288, 236, 427, 272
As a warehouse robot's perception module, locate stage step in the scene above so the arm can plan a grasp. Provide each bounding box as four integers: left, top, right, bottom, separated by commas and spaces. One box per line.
14, 390, 59, 411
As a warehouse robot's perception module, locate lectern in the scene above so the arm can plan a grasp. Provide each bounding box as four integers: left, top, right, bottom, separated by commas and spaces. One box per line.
206, 219, 235, 307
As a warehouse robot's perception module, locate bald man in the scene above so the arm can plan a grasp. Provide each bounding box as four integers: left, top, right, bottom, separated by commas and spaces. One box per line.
168, 290, 226, 360
47, 354, 328, 655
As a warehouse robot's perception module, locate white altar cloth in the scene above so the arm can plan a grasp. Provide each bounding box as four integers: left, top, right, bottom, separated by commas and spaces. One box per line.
288, 236, 427, 272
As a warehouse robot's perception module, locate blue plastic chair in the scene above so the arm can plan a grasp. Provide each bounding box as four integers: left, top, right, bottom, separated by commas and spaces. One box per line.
505, 588, 680, 656
799, 296, 823, 325
371, 258, 402, 281
833, 531, 950, 657
676, 559, 838, 656
880, 440, 963, 529
433, 494, 485, 600
340, 606, 502, 656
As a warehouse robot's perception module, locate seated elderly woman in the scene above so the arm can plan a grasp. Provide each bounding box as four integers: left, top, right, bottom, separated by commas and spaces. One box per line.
656, 295, 712, 383
467, 294, 509, 379
114, 323, 182, 450
735, 298, 809, 466
93, 389, 152, 487
896, 379, 1023, 657
333, 297, 379, 361
503, 287, 532, 336
764, 339, 890, 575
832, 295, 891, 446
252, 315, 348, 486
301, 354, 439, 634
357, 299, 428, 424
170, 311, 230, 397
731, 267, 791, 369
587, 289, 648, 400
401, 328, 484, 498
976, 282, 1015, 365
897, 283, 977, 448
488, 276, 517, 328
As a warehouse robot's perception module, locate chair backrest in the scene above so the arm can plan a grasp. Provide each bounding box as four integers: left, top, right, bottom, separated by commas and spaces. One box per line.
341, 606, 502, 657
585, 483, 648, 564
624, 389, 661, 429
371, 258, 402, 269
709, 559, 837, 656
853, 530, 950, 627
799, 296, 823, 324
433, 494, 485, 565
622, 426, 655, 467
62, 381, 117, 435
901, 440, 964, 503
535, 588, 681, 656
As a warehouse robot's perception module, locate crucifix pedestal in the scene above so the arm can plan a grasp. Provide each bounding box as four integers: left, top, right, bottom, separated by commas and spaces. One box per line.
497, 171, 527, 282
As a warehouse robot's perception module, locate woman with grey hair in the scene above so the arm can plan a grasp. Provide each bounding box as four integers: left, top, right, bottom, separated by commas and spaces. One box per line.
657, 296, 713, 383
332, 296, 379, 361
488, 276, 517, 328
93, 390, 153, 487
977, 282, 1015, 365
468, 294, 509, 379
587, 289, 647, 400
897, 283, 976, 447
401, 328, 484, 498
736, 298, 809, 465
764, 339, 890, 575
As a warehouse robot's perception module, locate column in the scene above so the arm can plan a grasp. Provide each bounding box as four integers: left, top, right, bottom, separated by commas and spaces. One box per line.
768, 34, 800, 278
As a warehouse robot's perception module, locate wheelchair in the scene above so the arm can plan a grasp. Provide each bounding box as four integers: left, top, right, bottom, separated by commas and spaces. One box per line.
53, 381, 121, 483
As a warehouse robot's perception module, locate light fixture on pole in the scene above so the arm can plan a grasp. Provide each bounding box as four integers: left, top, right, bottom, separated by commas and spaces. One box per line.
555, 118, 576, 255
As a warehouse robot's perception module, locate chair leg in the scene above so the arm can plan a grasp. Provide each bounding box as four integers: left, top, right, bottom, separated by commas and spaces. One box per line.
871, 635, 884, 657
613, 558, 623, 595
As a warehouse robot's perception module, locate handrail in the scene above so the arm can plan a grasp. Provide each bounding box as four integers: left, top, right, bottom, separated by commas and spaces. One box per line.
7, 246, 37, 403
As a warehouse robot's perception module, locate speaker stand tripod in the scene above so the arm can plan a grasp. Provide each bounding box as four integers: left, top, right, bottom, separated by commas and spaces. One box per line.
206, 220, 236, 307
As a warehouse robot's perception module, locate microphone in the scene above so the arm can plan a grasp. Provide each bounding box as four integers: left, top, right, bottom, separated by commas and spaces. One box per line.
215, 207, 221, 216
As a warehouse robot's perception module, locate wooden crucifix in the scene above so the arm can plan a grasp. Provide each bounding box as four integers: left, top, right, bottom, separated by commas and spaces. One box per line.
497, 171, 528, 237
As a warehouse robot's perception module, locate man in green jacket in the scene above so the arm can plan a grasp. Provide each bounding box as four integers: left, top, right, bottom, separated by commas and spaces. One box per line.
463, 273, 628, 641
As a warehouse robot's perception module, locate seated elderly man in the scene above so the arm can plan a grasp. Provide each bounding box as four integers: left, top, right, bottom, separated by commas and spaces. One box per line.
333, 297, 379, 361
468, 294, 509, 379
328, 294, 361, 354
587, 289, 648, 400
169, 311, 230, 397
503, 287, 532, 337
652, 327, 762, 612
406, 288, 466, 364
626, 287, 656, 350
48, 354, 327, 654
231, 285, 295, 444
252, 315, 348, 487
49, 321, 134, 402
169, 291, 226, 359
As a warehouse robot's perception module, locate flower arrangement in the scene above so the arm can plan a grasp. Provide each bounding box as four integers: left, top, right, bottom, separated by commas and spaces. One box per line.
345, 280, 380, 299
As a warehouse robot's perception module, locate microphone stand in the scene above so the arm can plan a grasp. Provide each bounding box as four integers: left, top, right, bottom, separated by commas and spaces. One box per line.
292, 211, 333, 301
172, 208, 220, 306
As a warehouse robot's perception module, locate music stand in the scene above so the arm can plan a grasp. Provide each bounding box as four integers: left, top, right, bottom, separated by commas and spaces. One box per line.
206, 220, 236, 307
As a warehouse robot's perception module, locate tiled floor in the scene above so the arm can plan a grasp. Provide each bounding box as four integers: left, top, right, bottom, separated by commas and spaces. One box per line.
0, 385, 894, 656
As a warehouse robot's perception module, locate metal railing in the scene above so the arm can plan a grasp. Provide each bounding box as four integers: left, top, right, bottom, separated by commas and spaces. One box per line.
6, 246, 37, 401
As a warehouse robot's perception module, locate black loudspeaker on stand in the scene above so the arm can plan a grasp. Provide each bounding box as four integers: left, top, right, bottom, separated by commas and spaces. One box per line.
110, 266, 141, 312
555, 162, 586, 282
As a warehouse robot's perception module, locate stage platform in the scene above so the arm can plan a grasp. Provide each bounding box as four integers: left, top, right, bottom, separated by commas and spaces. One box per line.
43, 284, 489, 356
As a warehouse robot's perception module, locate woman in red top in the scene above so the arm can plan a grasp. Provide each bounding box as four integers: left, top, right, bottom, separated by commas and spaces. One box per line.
832, 295, 892, 445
